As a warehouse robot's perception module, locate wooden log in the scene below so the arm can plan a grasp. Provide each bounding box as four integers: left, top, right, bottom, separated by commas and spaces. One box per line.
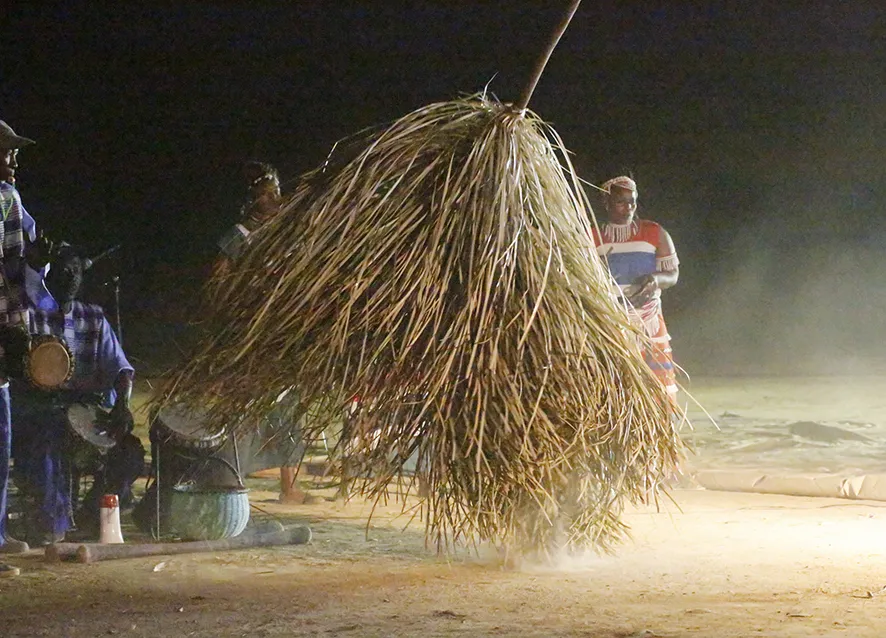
75, 524, 311, 563
44, 543, 81, 563
45, 519, 287, 563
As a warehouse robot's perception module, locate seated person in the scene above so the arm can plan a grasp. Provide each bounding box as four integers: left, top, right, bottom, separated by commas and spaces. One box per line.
11, 245, 143, 545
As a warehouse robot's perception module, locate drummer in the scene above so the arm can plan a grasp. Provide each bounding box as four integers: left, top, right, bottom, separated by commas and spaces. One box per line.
11, 244, 142, 545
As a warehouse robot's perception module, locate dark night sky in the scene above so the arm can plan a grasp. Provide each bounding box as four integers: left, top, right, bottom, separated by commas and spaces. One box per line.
2, 1, 885, 375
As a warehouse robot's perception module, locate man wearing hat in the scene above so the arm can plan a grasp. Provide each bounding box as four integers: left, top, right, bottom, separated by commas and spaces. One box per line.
0, 120, 45, 567
591, 176, 681, 399
0, 120, 39, 241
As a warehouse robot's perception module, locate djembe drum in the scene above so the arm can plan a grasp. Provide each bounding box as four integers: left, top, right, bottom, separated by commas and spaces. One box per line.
146, 402, 238, 490
66, 403, 117, 450
65, 402, 118, 470
134, 404, 244, 538
25, 335, 74, 390
151, 403, 228, 453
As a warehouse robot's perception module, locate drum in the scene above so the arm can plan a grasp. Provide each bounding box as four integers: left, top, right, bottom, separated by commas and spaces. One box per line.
66, 402, 117, 451
26, 335, 74, 390
152, 403, 227, 452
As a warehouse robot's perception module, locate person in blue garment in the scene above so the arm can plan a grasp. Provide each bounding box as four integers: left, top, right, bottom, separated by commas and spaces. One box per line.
12, 244, 143, 545
0, 119, 45, 569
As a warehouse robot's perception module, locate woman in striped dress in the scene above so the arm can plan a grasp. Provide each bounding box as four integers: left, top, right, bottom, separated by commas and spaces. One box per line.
591, 176, 680, 398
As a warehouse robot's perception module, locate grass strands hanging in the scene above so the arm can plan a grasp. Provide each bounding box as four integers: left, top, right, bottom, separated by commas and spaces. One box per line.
162, 92, 684, 557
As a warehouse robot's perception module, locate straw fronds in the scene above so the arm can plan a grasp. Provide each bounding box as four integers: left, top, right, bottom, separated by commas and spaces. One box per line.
163, 94, 684, 555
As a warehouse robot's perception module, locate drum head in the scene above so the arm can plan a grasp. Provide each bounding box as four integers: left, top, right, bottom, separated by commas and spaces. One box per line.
27, 336, 74, 390
155, 403, 226, 450
66, 403, 116, 450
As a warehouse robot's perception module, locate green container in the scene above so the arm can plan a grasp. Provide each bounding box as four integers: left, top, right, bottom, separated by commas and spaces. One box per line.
167, 485, 250, 541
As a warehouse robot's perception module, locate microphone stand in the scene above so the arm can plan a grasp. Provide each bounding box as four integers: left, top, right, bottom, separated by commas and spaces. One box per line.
112, 275, 122, 346
102, 275, 123, 346
89, 243, 123, 344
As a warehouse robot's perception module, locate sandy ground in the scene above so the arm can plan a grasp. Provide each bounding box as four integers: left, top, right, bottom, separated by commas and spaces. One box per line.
683, 376, 886, 475
3, 376, 886, 637
684, 376, 886, 430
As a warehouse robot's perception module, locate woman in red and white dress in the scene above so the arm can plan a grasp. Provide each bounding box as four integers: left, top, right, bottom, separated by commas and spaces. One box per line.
591, 176, 680, 398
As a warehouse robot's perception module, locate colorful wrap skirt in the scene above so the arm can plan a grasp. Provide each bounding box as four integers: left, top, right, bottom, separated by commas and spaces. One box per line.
641, 310, 677, 397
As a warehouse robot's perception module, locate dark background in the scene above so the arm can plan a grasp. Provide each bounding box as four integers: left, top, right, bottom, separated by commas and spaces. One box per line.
2, 1, 884, 377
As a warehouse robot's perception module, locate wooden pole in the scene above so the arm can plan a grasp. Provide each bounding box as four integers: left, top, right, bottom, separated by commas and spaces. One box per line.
515, 0, 583, 112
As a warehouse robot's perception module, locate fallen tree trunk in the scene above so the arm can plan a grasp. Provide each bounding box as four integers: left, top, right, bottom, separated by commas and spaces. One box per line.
44, 543, 80, 563
46, 524, 310, 564
45, 520, 291, 563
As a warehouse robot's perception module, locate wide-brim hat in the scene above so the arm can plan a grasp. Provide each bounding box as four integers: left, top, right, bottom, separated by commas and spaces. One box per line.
0, 121, 35, 149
